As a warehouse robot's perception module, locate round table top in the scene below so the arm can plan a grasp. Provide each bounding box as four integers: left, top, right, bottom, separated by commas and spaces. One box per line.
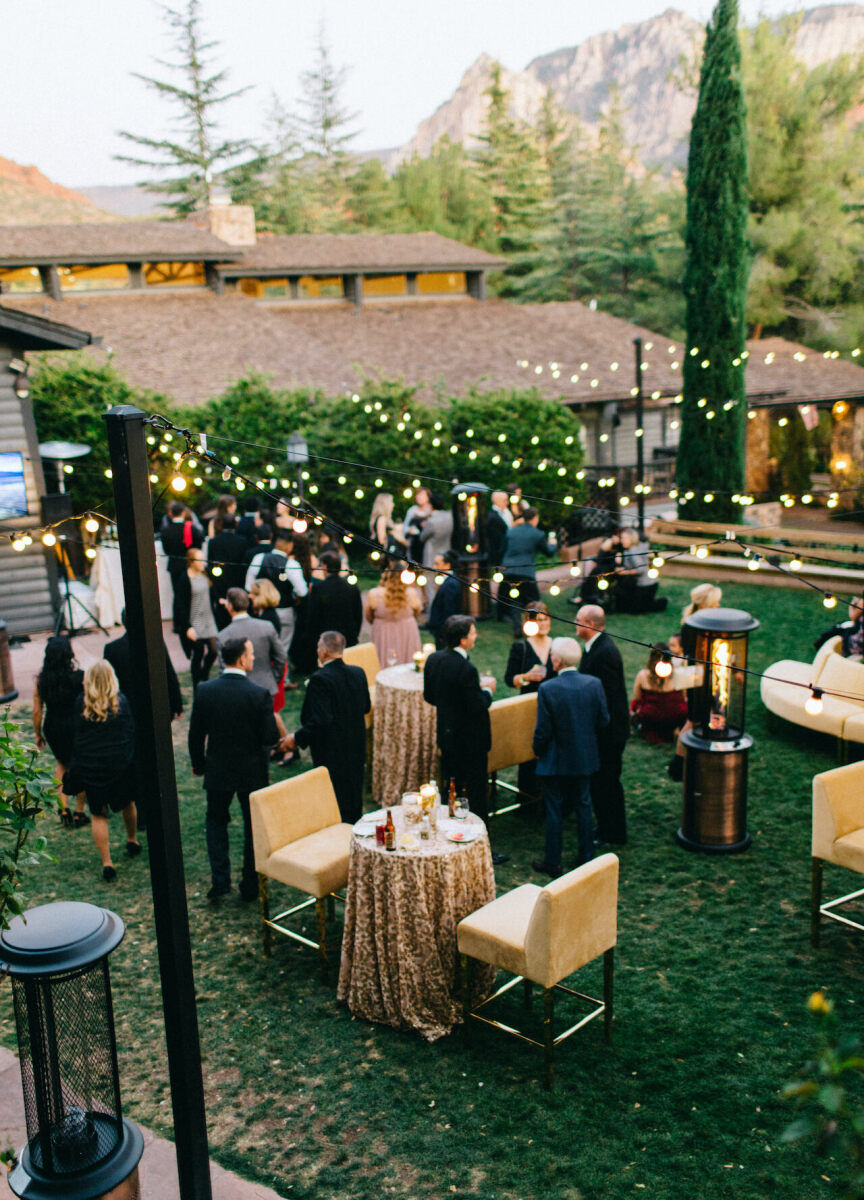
353, 805, 487, 860
375, 663, 427, 693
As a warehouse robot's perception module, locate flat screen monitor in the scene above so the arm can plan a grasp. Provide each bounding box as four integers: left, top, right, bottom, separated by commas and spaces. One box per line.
0, 451, 28, 520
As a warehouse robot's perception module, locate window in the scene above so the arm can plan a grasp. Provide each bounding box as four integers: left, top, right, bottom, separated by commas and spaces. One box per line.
59, 264, 130, 291
298, 276, 343, 299
417, 271, 466, 294
0, 267, 43, 294
144, 261, 206, 287
364, 274, 407, 297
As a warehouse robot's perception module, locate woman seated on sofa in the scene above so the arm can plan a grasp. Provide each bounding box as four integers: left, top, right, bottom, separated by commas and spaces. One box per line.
631, 643, 688, 745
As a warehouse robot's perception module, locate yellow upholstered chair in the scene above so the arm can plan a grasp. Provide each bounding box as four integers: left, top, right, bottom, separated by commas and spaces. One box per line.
457, 853, 619, 1088
486, 693, 538, 818
250, 767, 353, 976
811, 761, 864, 945
343, 641, 381, 731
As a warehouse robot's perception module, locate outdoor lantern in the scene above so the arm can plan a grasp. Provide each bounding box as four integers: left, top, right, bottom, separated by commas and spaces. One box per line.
450, 482, 490, 618
0, 901, 143, 1200
678, 607, 760, 854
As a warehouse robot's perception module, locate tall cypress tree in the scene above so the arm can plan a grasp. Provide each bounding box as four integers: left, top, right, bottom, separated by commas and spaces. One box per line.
676, 0, 750, 522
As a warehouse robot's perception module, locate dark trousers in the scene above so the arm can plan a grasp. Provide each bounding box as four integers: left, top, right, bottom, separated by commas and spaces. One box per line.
498, 575, 540, 630
590, 741, 627, 845
190, 637, 218, 690
327, 763, 364, 825
441, 750, 489, 824
205, 788, 256, 892
541, 775, 594, 868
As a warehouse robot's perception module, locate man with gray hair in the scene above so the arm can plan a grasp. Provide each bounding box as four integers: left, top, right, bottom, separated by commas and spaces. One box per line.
284, 630, 370, 823
576, 604, 630, 846
531, 635, 609, 877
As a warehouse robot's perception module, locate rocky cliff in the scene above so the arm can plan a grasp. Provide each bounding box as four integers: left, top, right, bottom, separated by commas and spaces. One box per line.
389, 4, 864, 171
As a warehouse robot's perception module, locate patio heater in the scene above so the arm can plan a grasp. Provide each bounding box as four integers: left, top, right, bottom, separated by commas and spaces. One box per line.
677, 607, 760, 854
0, 901, 143, 1200
450, 482, 490, 619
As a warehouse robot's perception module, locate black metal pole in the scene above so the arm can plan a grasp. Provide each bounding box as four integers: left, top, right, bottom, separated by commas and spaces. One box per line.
633, 337, 645, 539
104, 405, 213, 1200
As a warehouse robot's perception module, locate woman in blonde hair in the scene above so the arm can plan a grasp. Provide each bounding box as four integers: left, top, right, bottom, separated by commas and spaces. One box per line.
364, 564, 423, 666
681, 583, 722, 625
63, 660, 140, 881
369, 493, 405, 557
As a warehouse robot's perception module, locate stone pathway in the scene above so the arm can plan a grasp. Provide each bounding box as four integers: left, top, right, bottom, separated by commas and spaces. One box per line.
0, 1048, 284, 1200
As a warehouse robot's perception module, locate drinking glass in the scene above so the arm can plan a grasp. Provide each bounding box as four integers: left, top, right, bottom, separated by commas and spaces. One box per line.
455, 796, 469, 821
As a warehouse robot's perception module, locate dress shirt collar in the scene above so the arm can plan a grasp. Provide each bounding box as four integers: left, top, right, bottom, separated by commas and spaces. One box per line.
231, 612, 250, 621
222, 668, 247, 677
454, 646, 468, 659
559, 666, 578, 674
583, 631, 602, 655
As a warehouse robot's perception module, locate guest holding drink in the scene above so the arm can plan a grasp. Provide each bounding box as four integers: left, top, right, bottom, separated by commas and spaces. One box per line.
365, 564, 423, 666
505, 601, 559, 809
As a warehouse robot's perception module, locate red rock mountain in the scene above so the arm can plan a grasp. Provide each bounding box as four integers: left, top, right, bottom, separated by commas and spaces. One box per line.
0, 156, 114, 224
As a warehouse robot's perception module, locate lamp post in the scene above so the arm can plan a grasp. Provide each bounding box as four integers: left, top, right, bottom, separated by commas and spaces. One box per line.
633, 338, 645, 539
0, 901, 143, 1200
286, 432, 309, 503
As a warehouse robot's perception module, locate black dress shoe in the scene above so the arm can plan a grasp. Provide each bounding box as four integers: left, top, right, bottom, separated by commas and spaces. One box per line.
491, 852, 510, 866
239, 881, 259, 901
207, 884, 230, 901
126, 840, 143, 858
531, 858, 562, 878
102, 865, 117, 883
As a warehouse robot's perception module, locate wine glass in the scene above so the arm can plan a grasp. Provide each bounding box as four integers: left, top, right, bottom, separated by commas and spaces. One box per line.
388, 651, 398, 668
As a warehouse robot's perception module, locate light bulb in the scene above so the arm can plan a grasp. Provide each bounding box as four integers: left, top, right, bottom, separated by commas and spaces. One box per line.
211, 566, 223, 577
435, 574, 445, 586
652, 556, 664, 568
655, 659, 673, 679
85, 517, 99, 533
416, 574, 427, 587
805, 688, 824, 716
11, 538, 26, 552
790, 559, 802, 571
371, 551, 381, 561
824, 594, 837, 609
523, 620, 540, 637
400, 569, 416, 585
85, 547, 96, 560
171, 474, 187, 492
292, 518, 308, 533
747, 558, 759, 571
598, 578, 609, 591
41, 532, 57, 547
347, 574, 358, 585
492, 571, 504, 583
104, 469, 113, 479
509, 588, 520, 599
549, 585, 560, 596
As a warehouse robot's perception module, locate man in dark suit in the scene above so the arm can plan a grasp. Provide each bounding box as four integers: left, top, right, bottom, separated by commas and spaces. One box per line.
188, 636, 282, 900
306, 552, 363, 648
284, 631, 370, 824
217, 587, 286, 697
486, 490, 511, 569
423, 615, 507, 864
104, 614, 183, 832
207, 514, 250, 628
531, 637, 609, 876
576, 604, 630, 846
426, 552, 462, 646
161, 501, 204, 634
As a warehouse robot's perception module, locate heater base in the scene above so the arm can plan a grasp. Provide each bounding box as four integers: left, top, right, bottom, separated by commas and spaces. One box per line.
676, 827, 752, 855
10, 1118, 143, 1200
678, 731, 753, 855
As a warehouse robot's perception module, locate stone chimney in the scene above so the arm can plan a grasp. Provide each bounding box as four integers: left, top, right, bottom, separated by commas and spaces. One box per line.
189, 191, 257, 246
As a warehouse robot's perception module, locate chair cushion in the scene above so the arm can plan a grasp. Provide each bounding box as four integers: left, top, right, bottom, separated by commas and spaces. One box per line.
832, 828, 864, 875
813, 761, 864, 860
457, 884, 542, 977
250, 767, 341, 866
487, 694, 537, 773
760, 659, 817, 688
841, 712, 864, 744
816, 655, 864, 709
265, 823, 352, 897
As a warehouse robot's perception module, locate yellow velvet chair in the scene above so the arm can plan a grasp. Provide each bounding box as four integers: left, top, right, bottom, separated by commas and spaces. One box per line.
811, 761, 864, 945
457, 853, 619, 1088
486, 693, 538, 818
343, 642, 381, 786
250, 767, 353, 976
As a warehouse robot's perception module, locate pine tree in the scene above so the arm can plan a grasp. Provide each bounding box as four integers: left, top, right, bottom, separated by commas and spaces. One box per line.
676, 0, 750, 523
393, 138, 494, 245
116, 0, 254, 218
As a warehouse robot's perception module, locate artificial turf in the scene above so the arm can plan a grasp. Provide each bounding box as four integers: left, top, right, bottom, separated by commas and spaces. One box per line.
1, 577, 859, 1199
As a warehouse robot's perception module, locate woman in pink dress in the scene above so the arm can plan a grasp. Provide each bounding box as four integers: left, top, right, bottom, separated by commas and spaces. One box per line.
364, 565, 423, 666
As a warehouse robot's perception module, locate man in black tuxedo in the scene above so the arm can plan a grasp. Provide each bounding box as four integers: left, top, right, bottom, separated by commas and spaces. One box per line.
306, 552, 363, 648
284, 631, 370, 824
426, 552, 462, 646
161, 501, 204, 633
208, 513, 250, 628
486, 490, 512, 568
423, 615, 507, 864
104, 614, 183, 832
531, 637, 609, 877
188, 636, 282, 900
576, 604, 630, 846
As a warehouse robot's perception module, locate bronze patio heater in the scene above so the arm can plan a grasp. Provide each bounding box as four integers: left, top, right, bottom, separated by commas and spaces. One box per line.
677, 607, 759, 854
450, 482, 490, 619
0, 901, 143, 1200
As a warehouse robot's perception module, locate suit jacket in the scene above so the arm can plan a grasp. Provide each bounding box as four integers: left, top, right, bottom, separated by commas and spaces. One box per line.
294, 659, 370, 776
188, 672, 279, 793
217, 615, 286, 695
104, 633, 183, 723
306, 575, 363, 647
486, 510, 509, 567
427, 576, 463, 638
207, 530, 249, 597
420, 510, 454, 568
160, 519, 203, 577
423, 648, 492, 758
579, 631, 630, 747
533, 671, 609, 777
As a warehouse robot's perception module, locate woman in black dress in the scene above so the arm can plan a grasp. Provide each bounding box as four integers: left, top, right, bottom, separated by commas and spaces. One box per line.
63, 660, 141, 882
32, 636, 89, 828
504, 601, 558, 810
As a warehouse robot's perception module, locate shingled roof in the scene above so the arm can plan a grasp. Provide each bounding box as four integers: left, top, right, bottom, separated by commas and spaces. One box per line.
222, 232, 506, 274
6, 292, 863, 409
0, 221, 240, 266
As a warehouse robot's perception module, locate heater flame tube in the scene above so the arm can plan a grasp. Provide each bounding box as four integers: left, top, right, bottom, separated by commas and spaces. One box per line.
709, 639, 731, 733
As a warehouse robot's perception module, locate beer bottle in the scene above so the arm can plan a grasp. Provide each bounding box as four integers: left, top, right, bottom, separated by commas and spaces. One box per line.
448, 779, 457, 819
384, 808, 396, 851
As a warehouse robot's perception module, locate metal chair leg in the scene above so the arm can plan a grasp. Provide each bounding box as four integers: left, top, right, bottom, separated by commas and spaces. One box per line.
461, 954, 473, 1040
258, 874, 272, 957
327, 894, 335, 922
603, 948, 614, 1043
316, 898, 328, 980
543, 988, 555, 1090
811, 857, 823, 948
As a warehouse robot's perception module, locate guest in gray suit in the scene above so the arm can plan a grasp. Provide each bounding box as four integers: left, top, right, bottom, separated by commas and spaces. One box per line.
531, 636, 609, 877
419, 493, 454, 608
217, 587, 286, 698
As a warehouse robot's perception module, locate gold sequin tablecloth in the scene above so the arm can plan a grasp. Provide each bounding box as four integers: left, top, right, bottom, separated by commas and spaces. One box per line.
337, 807, 496, 1041
372, 663, 438, 807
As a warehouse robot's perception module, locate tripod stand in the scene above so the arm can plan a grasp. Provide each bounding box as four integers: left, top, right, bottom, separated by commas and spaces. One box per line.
54, 555, 108, 637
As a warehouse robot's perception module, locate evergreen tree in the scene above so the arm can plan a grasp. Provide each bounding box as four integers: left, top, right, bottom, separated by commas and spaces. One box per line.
676, 0, 750, 523
347, 159, 405, 230
116, 0, 254, 217
393, 138, 494, 245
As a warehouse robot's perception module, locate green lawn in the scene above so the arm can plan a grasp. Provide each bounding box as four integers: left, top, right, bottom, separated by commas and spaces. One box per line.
2, 578, 859, 1200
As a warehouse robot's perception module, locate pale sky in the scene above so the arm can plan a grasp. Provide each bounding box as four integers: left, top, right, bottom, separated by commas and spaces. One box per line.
2, 0, 852, 188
